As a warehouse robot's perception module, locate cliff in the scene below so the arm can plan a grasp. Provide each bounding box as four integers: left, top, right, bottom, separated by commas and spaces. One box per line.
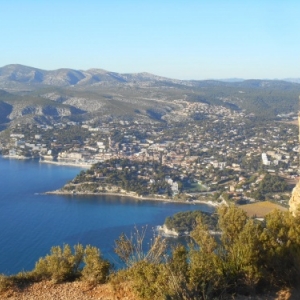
289, 110, 300, 216
290, 180, 300, 217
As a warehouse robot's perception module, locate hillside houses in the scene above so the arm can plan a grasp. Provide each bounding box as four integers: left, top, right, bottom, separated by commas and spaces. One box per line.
0, 101, 298, 204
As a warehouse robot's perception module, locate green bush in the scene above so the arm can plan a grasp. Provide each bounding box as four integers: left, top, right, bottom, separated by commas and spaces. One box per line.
81, 245, 110, 284
2, 243, 110, 287
124, 261, 168, 300
33, 244, 84, 283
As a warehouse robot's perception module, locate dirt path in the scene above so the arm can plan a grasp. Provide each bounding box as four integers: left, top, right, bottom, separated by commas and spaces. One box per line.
1, 281, 138, 300
1, 280, 299, 299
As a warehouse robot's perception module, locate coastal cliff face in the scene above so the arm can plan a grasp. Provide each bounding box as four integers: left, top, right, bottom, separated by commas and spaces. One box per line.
289, 111, 300, 216
290, 182, 300, 216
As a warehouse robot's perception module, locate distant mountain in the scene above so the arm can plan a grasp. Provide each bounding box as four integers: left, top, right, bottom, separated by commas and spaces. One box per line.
0, 64, 187, 90
213, 78, 245, 83
0, 64, 299, 129
283, 78, 300, 84
0, 64, 299, 91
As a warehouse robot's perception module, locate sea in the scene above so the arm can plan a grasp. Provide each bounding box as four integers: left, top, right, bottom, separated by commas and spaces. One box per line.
0, 156, 214, 275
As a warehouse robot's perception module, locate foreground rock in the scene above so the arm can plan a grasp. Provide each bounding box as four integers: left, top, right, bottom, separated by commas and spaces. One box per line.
290, 181, 300, 217
1, 281, 138, 300
1, 281, 298, 300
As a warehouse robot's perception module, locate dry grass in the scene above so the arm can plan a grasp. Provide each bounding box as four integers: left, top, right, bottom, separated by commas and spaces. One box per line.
238, 201, 288, 218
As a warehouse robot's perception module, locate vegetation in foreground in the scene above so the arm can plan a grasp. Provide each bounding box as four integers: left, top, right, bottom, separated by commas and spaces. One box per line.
1, 206, 300, 299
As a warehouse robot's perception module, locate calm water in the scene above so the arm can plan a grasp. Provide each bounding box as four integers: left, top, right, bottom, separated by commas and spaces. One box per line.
0, 157, 213, 275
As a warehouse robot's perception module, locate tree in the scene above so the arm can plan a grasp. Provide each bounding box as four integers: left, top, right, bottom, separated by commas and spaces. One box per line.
259, 210, 300, 286
189, 216, 222, 298
218, 205, 248, 247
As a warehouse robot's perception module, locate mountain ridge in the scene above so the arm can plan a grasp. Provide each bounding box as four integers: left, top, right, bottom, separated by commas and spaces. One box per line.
1, 64, 300, 89
0, 64, 299, 129
0, 64, 187, 88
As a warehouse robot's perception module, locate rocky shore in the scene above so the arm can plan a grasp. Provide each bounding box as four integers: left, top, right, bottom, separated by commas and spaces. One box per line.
3, 155, 32, 160
2, 155, 92, 168
157, 224, 180, 237
46, 189, 220, 208
39, 160, 92, 168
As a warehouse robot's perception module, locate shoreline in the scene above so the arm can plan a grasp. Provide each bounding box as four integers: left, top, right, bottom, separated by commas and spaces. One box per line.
2, 154, 219, 208
1, 155, 92, 168
2, 154, 32, 160
45, 190, 219, 207
39, 160, 92, 168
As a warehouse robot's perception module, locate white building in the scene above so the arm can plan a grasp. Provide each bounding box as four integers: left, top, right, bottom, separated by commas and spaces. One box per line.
262, 153, 271, 165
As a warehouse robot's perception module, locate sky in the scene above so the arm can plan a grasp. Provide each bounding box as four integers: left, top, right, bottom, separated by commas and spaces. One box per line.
1, 0, 299, 80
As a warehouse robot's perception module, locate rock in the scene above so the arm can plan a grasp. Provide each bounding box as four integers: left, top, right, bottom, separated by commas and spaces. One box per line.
0, 280, 138, 300
289, 110, 300, 216
290, 182, 300, 216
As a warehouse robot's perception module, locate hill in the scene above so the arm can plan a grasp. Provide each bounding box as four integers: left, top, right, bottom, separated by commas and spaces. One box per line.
0, 64, 299, 128
0, 64, 185, 88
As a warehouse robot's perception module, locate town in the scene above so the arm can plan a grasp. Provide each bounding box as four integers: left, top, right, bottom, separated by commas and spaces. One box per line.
0, 100, 298, 207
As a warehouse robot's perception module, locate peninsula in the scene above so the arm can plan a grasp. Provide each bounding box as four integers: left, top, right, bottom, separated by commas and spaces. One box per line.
47, 158, 220, 205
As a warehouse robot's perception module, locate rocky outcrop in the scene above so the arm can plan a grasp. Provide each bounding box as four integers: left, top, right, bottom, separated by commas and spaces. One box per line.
289, 183, 300, 216
8, 103, 84, 120
289, 111, 300, 216
157, 224, 179, 237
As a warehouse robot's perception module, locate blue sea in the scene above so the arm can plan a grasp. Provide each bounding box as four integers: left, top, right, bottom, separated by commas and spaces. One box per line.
0, 157, 213, 275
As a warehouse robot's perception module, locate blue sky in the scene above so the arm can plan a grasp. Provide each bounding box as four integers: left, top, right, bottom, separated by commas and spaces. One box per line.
1, 0, 299, 80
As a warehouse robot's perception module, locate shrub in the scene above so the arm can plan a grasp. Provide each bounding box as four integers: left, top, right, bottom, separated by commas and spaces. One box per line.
0, 274, 13, 292
114, 226, 167, 267
33, 244, 84, 283
81, 245, 110, 284
124, 261, 168, 300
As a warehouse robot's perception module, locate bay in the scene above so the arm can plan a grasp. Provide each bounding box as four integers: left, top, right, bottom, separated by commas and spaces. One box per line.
0, 157, 213, 275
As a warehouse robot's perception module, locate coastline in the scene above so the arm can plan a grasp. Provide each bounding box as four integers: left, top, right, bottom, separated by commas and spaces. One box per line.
1, 154, 219, 208
45, 189, 219, 207
39, 160, 92, 168
1, 155, 92, 168
2, 154, 32, 160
